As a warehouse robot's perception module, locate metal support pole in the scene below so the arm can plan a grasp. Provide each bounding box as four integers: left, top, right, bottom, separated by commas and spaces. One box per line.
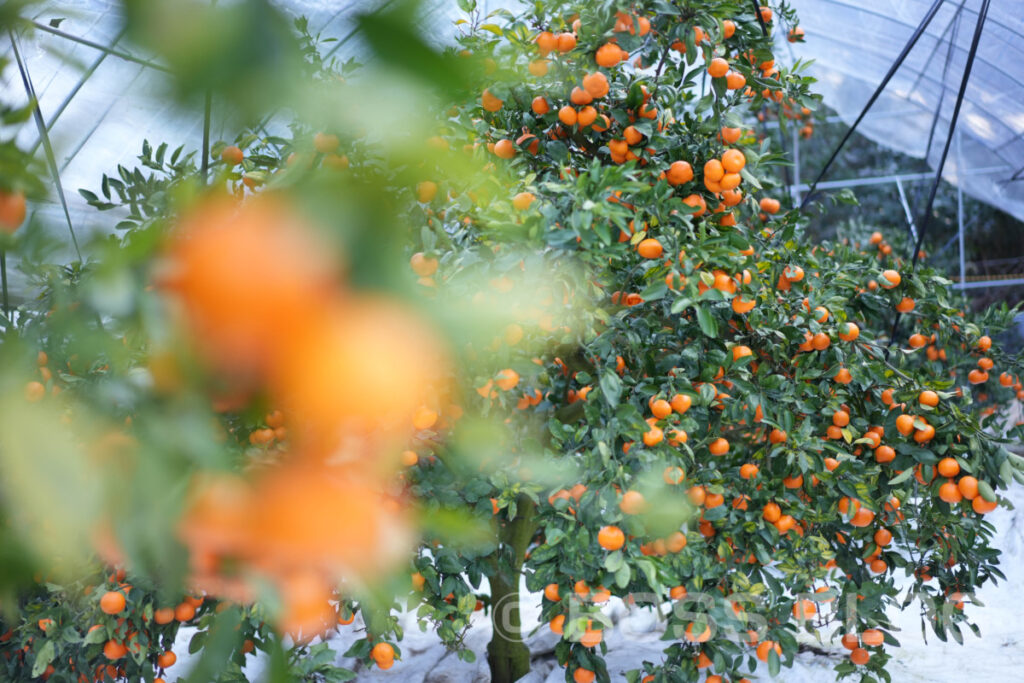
201, 91, 213, 184
10, 29, 83, 262
894, 177, 919, 245
752, 0, 769, 36
956, 128, 966, 286
800, 0, 946, 210
910, 0, 989, 269
792, 125, 801, 205
30, 20, 169, 72
28, 27, 129, 157
888, 0, 990, 349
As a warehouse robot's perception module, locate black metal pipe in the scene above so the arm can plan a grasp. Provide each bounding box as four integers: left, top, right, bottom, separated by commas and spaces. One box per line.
800, 0, 946, 210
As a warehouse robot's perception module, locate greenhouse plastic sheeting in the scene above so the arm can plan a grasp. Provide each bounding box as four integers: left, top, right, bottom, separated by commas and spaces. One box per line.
4, 0, 1024, 257
783, 0, 1024, 223
0, 0, 465, 262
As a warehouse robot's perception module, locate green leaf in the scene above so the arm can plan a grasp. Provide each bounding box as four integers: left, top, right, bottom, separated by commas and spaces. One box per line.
887, 469, 913, 486
32, 640, 55, 678
604, 550, 624, 572
614, 563, 631, 588
84, 625, 107, 645
600, 369, 622, 409
768, 647, 780, 677
977, 479, 996, 503
696, 306, 718, 337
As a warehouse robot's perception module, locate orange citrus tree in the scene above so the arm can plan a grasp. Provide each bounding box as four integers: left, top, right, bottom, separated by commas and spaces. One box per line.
1, 1, 1023, 683
377, 2, 1024, 683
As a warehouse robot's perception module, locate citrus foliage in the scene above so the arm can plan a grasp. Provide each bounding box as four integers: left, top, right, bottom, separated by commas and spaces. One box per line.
0, 1, 1023, 683
382, 1, 1024, 682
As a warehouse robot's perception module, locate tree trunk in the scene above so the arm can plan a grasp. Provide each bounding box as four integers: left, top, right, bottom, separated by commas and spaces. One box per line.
486, 495, 537, 683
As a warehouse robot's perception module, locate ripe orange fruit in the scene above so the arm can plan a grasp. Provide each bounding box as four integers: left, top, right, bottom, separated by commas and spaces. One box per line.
549, 614, 565, 634
313, 132, 339, 154
732, 295, 756, 314
0, 189, 27, 233
861, 629, 884, 647
496, 369, 520, 391
670, 394, 692, 414
99, 591, 126, 615
416, 181, 438, 203
709, 437, 729, 455
732, 345, 753, 361
221, 145, 244, 165
938, 481, 962, 503
880, 269, 901, 289
579, 626, 602, 647
895, 296, 915, 313
370, 642, 395, 669
896, 414, 915, 436
544, 583, 561, 602
536, 31, 557, 55
620, 490, 647, 514
957, 476, 979, 500
756, 640, 781, 662
666, 160, 694, 186
156, 651, 176, 668
582, 72, 609, 98
512, 192, 535, 211
103, 640, 127, 660
936, 457, 960, 478
850, 647, 870, 665
841, 633, 859, 650
684, 622, 711, 643
410, 252, 439, 277
968, 369, 989, 384
643, 425, 664, 446
792, 599, 817, 619
637, 238, 664, 260
493, 139, 516, 158
721, 149, 746, 173
973, 496, 997, 514
838, 322, 860, 341
174, 602, 196, 622
874, 528, 892, 546
573, 668, 596, 683
708, 57, 729, 78
597, 525, 625, 551
740, 463, 760, 479
918, 390, 939, 407
650, 398, 672, 419
154, 607, 175, 624
531, 96, 550, 115
874, 445, 895, 463
663, 465, 685, 485
762, 502, 781, 522
850, 507, 875, 527
481, 89, 503, 112
556, 32, 576, 53
595, 42, 624, 67
25, 381, 46, 402
977, 335, 992, 351
760, 197, 780, 214
768, 428, 787, 444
